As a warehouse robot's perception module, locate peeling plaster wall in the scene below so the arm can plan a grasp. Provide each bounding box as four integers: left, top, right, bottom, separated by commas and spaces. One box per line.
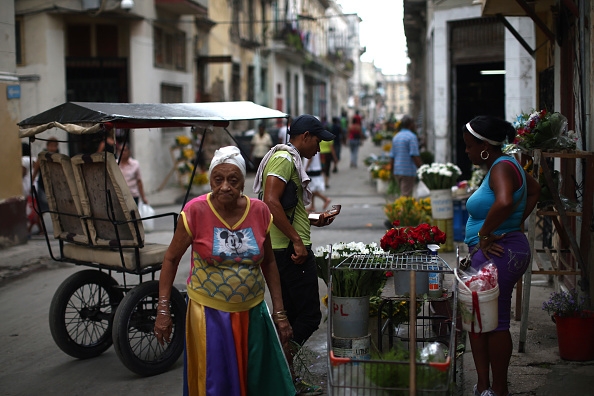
504, 17, 536, 121
432, 6, 482, 163
430, 6, 534, 163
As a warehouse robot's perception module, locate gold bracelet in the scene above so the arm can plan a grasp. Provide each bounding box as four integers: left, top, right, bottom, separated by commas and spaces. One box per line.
478, 232, 490, 240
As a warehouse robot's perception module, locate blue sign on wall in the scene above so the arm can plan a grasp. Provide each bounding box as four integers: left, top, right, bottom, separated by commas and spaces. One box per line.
7, 85, 21, 99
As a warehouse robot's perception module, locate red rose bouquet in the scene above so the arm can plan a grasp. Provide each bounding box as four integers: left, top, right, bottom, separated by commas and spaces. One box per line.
380, 221, 447, 254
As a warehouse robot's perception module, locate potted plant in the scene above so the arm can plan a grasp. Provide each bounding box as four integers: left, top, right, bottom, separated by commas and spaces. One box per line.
416, 162, 461, 192
379, 222, 446, 255
542, 288, 594, 361
416, 163, 461, 252
380, 222, 447, 296
365, 342, 449, 394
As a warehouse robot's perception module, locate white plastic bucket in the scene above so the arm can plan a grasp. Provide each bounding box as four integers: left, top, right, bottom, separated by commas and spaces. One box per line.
332, 296, 370, 338
430, 188, 454, 219
456, 269, 499, 333
331, 334, 371, 360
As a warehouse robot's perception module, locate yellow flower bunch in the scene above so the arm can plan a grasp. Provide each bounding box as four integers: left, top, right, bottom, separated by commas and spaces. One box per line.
182, 147, 195, 160
377, 168, 391, 181
382, 142, 392, 152
384, 196, 431, 226
192, 171, 209, 186
175, 135, 191, 146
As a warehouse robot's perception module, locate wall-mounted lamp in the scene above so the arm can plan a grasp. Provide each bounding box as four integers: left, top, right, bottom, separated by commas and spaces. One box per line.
480, 70, 506, 75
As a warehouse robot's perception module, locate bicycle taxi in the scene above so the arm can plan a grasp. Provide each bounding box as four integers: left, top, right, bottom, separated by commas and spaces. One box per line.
18, 101, 287, 376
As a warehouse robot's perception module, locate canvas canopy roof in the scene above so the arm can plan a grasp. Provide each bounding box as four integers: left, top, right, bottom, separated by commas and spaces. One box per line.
18, 101, 288, 138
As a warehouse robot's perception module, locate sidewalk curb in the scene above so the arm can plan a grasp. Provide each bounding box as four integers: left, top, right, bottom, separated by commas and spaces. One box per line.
0, 257, 65, 286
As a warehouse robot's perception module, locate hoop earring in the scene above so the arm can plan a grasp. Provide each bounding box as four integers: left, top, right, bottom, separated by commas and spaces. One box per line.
480, 150, 489, 160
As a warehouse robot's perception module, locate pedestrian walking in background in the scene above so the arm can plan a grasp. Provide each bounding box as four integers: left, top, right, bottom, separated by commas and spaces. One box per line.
96, 129, 116, 154
118, 143, 148, 205
330, 116, 343, 173
389, 115, 422, 196
347, 115, 363, 168
277, 117, 291, 145
319, 137, 337, 189
253, 114, 336, 396
251, 122, 273, 170
304, 152, 331, 213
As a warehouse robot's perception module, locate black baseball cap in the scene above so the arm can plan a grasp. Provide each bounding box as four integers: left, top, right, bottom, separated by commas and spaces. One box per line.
288, 115, 335, 141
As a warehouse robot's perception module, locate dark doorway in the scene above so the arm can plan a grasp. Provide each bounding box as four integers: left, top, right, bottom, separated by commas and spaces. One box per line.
65, 57, 128, 154
454, 61, 505, 179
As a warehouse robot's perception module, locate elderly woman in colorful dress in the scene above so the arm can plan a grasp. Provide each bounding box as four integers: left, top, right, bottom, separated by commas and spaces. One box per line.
154, 146, 294, 396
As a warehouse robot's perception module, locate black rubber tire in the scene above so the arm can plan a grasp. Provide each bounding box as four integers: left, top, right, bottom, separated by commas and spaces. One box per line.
49, 269, 123, 359
112, 280, 186, 376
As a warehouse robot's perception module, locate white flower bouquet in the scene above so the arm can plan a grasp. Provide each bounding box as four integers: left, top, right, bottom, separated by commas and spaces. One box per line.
417, 162, 462, 190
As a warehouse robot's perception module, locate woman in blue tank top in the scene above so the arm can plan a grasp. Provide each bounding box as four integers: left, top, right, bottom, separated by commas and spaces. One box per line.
462, 116, 540, 396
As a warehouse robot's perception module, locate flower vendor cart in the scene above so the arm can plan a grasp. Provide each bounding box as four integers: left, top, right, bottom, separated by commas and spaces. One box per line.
326, 251, 459, 395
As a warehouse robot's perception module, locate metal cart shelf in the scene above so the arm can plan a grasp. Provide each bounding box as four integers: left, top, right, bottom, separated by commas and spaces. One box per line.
327, 252, 458, 395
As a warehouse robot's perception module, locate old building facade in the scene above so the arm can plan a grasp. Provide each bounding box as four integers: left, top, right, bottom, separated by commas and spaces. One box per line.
4, 0, 363, 246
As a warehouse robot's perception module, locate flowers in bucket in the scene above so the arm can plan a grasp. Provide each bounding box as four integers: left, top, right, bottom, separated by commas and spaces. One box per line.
314, 242, 388, 297
542, 289, 589, 318
367, 155, 391, 179
417, 163, 462, 190
173, 135, 209, 187
380, 222, 446, 254
384, 196, 431, 226
513, 109, 577, 151
192, 171, 209, 186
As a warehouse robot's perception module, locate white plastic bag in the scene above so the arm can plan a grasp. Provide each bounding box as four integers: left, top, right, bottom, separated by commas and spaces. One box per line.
413, 180, 430, 199
138, 202, 155, 232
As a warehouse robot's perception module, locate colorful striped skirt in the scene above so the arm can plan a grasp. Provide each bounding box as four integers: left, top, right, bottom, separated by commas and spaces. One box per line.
183, 299, 295, 396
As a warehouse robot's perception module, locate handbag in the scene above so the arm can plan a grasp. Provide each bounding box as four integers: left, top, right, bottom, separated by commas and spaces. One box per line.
279, 179, 298, 210
259, 165, 298, 211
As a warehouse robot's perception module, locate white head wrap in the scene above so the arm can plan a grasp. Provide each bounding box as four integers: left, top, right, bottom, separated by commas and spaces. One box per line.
208, 146, 246, 177
465, 122, 503, 146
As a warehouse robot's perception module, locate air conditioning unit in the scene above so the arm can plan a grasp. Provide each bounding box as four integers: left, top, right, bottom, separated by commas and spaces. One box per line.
81, 0, 100, 10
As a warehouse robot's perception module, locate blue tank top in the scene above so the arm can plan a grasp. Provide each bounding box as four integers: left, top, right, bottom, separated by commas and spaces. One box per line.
464, 156, 526, 246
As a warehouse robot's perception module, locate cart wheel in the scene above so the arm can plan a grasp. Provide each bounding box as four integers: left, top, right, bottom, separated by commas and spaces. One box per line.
112, 280, 185, 376
49, 269, 123, 359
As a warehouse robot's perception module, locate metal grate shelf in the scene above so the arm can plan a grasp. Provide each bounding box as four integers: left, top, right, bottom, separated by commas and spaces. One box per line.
335, 253, 452, 273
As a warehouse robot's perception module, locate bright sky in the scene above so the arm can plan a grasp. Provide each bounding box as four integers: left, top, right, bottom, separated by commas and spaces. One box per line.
337, 0, 409, 75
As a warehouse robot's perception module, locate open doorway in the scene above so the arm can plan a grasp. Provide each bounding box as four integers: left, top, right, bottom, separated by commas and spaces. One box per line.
454, 62, 505, 179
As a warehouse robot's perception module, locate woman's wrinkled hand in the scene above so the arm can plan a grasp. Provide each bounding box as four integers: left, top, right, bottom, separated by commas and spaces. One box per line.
275, 320, 293, 345
154, 312, 173, 346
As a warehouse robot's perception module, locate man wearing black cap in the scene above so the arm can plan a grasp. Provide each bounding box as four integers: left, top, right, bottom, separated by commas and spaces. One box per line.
253, 114, 334, 395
